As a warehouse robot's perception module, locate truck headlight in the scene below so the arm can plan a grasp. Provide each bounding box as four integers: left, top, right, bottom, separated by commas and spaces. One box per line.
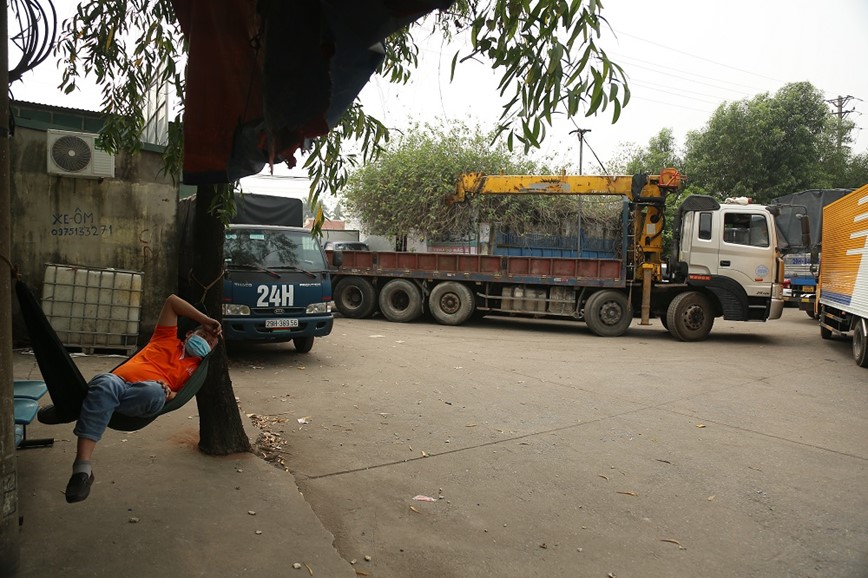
305, 302, 328, 314
223, 303, 251, 316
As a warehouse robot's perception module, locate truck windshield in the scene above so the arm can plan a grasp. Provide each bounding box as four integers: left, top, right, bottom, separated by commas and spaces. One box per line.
723, 213, 770, 248
225, 229, 327, 271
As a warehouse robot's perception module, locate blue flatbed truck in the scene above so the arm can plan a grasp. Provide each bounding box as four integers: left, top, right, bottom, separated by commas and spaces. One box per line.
772, 189, 851, 317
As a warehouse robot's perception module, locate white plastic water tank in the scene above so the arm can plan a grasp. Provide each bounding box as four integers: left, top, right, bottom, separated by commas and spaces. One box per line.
41, 263, 143, 354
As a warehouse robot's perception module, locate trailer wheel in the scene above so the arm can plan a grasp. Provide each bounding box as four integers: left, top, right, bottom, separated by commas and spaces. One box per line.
333, 277, 377, 319
293, 336, 315, 353
584, 290, 632, 337
429, 282, 475, 326
378, 279, 423, 323
853, 320, 868, 368
666, 291, 714, 342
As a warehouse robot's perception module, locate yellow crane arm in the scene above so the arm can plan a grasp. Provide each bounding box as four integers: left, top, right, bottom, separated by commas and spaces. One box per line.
450, 169, 682, 204
449, 169, 684, 298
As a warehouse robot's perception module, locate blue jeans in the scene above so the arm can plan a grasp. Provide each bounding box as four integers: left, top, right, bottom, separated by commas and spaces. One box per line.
73, 373, 166, 442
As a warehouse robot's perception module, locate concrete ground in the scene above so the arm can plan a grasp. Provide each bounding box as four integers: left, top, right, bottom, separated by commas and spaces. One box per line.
12, 354, 355, 578
234, 308, 868, 578
11, 307, 868, 577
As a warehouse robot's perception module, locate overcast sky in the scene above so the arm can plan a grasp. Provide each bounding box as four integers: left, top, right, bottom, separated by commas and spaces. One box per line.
10, 0, 868, 196
359, 0, 868, 172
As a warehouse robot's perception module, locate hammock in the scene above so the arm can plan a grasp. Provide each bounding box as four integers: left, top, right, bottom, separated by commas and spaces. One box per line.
15, 279, 211, 432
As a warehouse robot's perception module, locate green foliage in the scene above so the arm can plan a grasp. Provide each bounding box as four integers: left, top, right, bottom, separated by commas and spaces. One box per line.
343, 122, 527, 239
58, 1, 630, 233
342, 122, 622, 241
842, 153, 868, 187
446, 0, 630, 152
608, 83, 868, 198
609, 128, 683, 175
58, 0, 186, 175
683, 82, 834, 203
302, 102, 390, 237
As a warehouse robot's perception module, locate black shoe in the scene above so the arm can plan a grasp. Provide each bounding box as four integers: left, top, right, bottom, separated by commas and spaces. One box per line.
65, 472, 94, 503
38, 404, 77, 425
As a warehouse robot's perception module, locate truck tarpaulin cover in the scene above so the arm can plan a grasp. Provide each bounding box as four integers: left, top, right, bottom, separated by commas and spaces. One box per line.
232, 193, 304, 227
772, 189, 853, 250
170, 0, 453, 185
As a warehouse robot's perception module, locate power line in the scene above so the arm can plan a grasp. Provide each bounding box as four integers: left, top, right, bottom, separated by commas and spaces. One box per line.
612, 53, 771, 95
612, 30, 789, 85
628, 80, 730, 106
626, 94, 716, 115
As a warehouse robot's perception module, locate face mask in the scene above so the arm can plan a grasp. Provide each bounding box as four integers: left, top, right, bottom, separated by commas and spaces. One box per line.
185, 334, 211, 358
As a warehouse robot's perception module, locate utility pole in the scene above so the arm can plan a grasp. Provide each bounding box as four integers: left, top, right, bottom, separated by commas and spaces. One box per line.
571, 128, 591, 174
0, 0, 20, 573
825, 95, 856, 151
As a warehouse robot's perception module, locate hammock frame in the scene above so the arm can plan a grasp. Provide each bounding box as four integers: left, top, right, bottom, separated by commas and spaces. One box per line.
15, 279, 211, 432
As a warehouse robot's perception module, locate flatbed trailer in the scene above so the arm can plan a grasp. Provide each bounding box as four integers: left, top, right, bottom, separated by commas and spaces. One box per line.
327, 171, 783, 341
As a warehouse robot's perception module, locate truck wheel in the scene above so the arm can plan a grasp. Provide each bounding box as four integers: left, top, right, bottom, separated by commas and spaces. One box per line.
293, 336, 314, 353
853, 320, 868, 367
666, 291, 714, 342
378, 279, 423, 323
334, 277, 376, 319
584, 290, 631, 337
429, 282, 475, 326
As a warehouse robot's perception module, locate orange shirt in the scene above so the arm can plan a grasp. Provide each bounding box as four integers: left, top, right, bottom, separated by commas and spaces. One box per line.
112, 326, 201, 391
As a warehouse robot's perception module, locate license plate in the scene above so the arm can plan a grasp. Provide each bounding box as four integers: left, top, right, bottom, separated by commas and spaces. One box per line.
803, 286, 815, 292
265, 318, 299, 329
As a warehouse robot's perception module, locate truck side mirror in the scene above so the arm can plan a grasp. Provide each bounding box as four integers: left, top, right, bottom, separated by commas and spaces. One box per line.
332, 250, 343, 267
809, 245, 820, 277
797, 213, 811, 248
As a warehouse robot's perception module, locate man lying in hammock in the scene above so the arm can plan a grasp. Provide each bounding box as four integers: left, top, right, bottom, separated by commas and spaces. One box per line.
65, 294, 221, 503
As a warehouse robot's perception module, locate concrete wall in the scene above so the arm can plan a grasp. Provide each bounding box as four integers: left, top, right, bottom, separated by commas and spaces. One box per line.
10, 121, 179, 347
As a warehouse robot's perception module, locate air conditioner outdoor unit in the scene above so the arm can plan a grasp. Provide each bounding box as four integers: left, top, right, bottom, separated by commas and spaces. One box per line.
46, 129, 115, 179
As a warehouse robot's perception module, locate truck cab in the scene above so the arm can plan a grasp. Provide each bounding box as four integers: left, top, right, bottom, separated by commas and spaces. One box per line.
222, 224, 333, 352
675, 196, 784, 322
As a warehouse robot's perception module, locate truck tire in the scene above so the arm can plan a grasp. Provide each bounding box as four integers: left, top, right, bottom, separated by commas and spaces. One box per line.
853, 319, 868, 368
293, 336, 315, 353
429, 281, 475, 326
583, 290, 631, 337
666, 291, 714, 342
378, 279, 423, 323
333, 277, 377, 319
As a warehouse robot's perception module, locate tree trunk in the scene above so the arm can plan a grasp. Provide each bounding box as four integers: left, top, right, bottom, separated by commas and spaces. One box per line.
189, 184, 251, 455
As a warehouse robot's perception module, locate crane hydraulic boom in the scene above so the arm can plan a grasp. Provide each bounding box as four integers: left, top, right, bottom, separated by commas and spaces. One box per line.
450, 169, 683, 287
